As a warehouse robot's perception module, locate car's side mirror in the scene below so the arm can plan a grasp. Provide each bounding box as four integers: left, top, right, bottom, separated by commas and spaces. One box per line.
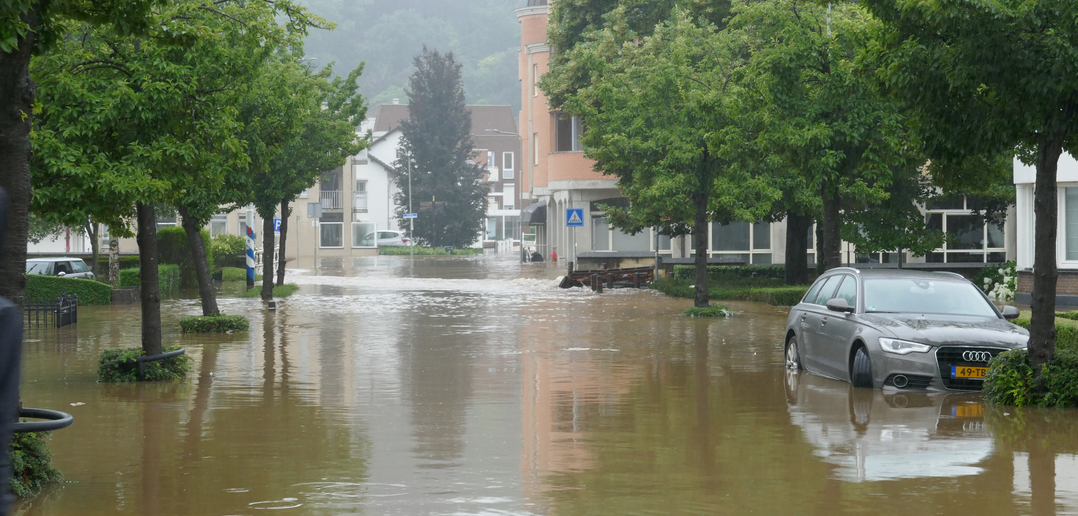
1001, 306, 1021, 320
56, 271, 65, 277
826, 298, 854, 313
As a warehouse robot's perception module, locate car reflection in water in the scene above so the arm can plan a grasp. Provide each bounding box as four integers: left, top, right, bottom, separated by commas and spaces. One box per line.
785, 369, 992, 482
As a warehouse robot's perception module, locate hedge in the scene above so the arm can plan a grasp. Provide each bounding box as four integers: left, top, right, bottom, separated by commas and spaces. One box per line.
651, 278, 808, 306
25, 275, 112, 305
157, 227, 213, 289
241, 284, 299, 298
8, 431, 62, 498
210, 233, 246, 269
672, 265, 786, 285
685, 305, 731, 317
98, 345, 191, 382
220, 267, 261, 283
117, 264, 181, 298
984, 315, 1078, 407
180, 314, 249, 333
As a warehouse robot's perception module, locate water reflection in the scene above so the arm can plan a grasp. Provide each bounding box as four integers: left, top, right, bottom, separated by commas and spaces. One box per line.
13, 254, 1078, 515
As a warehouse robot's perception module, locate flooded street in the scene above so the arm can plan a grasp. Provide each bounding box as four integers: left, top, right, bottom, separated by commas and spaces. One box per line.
13, 254, 1078, 515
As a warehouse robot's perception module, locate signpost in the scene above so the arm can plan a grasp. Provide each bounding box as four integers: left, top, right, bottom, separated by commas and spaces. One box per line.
273, 218, 281, 232
307, 202, 322, 272
567, 208, 583, 269
404, 213, 417, 257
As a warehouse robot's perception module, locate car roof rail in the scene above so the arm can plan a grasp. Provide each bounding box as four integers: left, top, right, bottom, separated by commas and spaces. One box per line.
933, 271, 965, 279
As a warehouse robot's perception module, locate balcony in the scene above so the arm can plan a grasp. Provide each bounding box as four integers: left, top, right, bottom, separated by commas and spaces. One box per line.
353, 193, 368, 213
320, 190, 342, 210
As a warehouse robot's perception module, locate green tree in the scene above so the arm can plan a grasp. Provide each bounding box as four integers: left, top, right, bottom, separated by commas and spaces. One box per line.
729, 0, 937, 272
860, 0, 1078, 371
392, 47, 488, 249
30, 1, 325, 354
543, 10, 779, 308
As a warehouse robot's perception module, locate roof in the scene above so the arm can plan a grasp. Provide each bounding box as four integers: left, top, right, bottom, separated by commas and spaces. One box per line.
367, 104, 411, 133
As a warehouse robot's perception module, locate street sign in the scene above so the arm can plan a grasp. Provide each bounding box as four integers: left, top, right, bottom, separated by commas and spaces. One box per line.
566, 208, 584, 227
273, 218, 281, 232
307, 202, 322, 218
403, 213, 418, 219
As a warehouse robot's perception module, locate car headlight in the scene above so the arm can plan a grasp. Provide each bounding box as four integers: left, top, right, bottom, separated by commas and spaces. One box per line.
878, 338, 931, 355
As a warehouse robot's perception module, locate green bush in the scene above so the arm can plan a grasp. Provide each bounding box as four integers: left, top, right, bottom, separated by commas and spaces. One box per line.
180, 314, 249, 333
93, 255, 140, 272
157, 227, 213, 289
377, 246, 483, 255
211, 233, 246, 268
684, 305, 731, 317
650, 278, 808, 306
8, 431, 62, 498
1011, 315, 1078, 352
98, 345, 191, 382
241, 284, 299, 298
672, 265, 786, 283
117, 264, 181, 297
220, 267, 261, 283
985, 348, 1078, 408
25, 275, 112, 305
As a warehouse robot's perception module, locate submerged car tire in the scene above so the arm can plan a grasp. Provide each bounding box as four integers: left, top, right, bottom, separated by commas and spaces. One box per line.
785, 336, 802, 370
851, 346, 873, 389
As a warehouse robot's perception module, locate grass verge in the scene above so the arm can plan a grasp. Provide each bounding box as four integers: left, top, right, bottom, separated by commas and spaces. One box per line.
180, 314, 249, 333
241, 284, 300, 298
220, 267, 262, 282
651, 278, 808, 306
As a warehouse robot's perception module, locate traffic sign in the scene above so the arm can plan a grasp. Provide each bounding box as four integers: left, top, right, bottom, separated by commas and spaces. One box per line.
403, 213, 417, 219
273, 218, 281, 232
566, 208, 584, 227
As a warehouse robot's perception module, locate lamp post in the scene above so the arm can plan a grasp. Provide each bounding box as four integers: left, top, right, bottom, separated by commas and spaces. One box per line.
408, 155, 413, 259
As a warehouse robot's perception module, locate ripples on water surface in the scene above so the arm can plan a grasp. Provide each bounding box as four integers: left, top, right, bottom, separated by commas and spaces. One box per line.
14, 253, 1078, 515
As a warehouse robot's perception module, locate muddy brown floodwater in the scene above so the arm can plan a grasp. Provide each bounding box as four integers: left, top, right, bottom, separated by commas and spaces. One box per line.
13, 253, 1078, 515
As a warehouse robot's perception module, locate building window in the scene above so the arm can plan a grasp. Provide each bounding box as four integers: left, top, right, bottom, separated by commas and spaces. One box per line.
554, 112, 583, 152
354, 180, 368, 212
503, 152, 514, 179
320, 213, 344, 248
352, 222, 377, 248
925, 196, 1006, 263
592, 217, 610, 251
487, 151, 498, 181
210, 214, 228, 237
157, 212, 177, 232
239, 214, 251, 237
711, 221, 772, 265
1068, 188, 1078, 261
503, 185, 515, 211
656, 233, 671, 252
298, 188, 309, 199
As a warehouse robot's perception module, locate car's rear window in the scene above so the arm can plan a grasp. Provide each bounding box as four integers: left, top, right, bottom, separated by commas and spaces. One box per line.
71, 260, 89, 273
863, 278, 998, 317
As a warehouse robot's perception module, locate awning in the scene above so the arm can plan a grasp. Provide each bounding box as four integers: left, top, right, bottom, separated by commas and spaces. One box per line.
522, 202, 546, 226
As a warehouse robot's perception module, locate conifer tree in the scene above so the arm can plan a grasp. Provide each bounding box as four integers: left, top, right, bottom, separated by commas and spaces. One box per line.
393, 47, 487, 248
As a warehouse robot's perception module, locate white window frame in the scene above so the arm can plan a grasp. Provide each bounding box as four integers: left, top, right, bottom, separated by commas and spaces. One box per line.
1060, 186, 1078, 266
925, 196, 1006, 263
709, 221, 772, 265
319, 222, 345, 248
503, 152, 515, 179
354, 180, 368, 212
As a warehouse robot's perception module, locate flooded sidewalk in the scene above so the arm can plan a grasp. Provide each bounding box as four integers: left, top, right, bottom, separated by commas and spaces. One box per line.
14, 254, 1078, 515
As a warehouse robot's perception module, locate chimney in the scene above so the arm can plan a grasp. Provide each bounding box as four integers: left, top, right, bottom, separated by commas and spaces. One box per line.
392, 98, 400, 105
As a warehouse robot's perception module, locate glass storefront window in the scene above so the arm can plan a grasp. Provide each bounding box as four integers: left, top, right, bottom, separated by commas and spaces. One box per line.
612, 228, 649, 251
320, 222, 343, 248
352, 222, 376, 248
592, 217, 610, 251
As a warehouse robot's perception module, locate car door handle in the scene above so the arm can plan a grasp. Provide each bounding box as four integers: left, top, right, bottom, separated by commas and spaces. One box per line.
820, 318, 827, 325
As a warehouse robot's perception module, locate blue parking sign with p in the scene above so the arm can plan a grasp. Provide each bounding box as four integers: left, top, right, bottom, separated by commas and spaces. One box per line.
566, 208, 584, 227
273, 218, 281, 232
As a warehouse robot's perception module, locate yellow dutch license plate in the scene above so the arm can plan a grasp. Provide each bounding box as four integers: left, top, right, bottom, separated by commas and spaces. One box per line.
951, 366, 988, 379
952, 404, 985, 418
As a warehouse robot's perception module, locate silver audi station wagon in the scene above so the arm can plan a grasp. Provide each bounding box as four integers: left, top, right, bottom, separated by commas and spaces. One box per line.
783, 268, 1028, 391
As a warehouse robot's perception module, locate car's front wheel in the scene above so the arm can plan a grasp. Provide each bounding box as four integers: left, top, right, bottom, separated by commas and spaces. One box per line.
785, 335, 802, 370
851, 346, 873, 389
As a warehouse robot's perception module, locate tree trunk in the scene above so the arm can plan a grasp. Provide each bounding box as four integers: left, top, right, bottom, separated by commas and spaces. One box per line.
178, 206, 219, 317
693, 191, 710, 308
85, 218, 100, 277
820, 183, 842, 271
260, 213, 275, 300
785, 211, 811, 285
109, 229, 120, 286
135, 202, 163, 356
1029, 132, 1066, 373
277, 199, 288, 286
0, 6, 40, 307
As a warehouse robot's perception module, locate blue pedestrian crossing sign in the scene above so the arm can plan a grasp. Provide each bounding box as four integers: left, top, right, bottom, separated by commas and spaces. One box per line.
566, 208, 584, 227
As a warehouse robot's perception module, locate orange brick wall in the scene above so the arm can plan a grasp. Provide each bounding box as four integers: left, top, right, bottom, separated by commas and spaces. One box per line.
548, 152, 602, 182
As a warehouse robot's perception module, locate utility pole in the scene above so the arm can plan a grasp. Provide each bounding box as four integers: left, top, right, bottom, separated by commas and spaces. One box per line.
409, 156, 414, 258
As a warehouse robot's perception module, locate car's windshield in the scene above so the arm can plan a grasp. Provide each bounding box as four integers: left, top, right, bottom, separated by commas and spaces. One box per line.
25, 261, 50, 274
863, 278, 998, 317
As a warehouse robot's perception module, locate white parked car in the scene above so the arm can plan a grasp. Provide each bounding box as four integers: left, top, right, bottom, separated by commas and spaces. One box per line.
26, 257, 96, 280
363, 230, 410, 246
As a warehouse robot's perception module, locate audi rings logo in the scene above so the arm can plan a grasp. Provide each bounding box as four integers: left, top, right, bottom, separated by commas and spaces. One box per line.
962, 351, 993, 363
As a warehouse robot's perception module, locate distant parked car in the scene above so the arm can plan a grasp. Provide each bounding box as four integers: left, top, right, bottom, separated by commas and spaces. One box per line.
25, 257, 96, 280
783, 268, 1027, 391
363, 230, 410, 247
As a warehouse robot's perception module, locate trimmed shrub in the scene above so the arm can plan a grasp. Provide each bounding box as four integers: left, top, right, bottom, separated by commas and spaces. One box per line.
210, 233, 246, 269
650, 279, 808, 306
157, 227, 213, 289
378, 246, 483, 255
98, 345, 191, 383
672, 265, 786, 284
180, 314, 249, 333
220, 267, 261, 283
1011, 315, 1078, 352
985, 348, 1078, 408
241, 284, 299, 298
684, 305, 731, 317
8, 431, 62, 498
25, 275, 112, 305
117, 264, 181, 298
93, 255, 140, 272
